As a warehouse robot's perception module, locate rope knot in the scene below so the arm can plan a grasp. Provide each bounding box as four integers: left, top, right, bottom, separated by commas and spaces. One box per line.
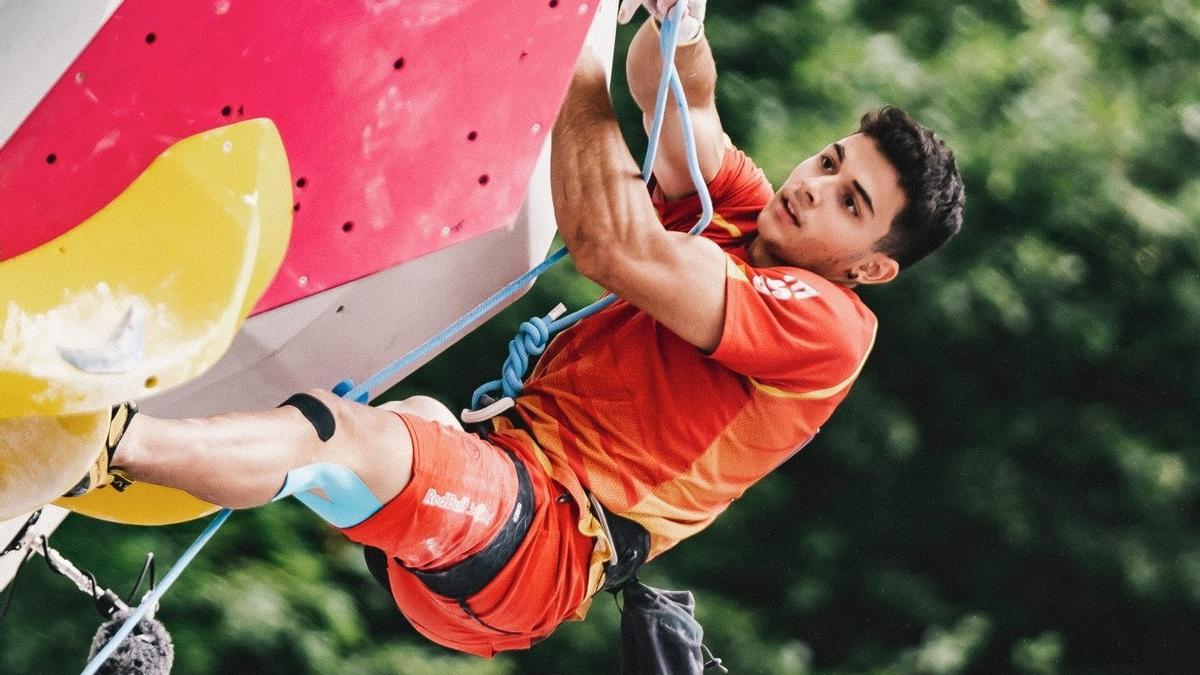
470, 304, 568, 410
500, 316, 552, 397
516, 316, 552, 351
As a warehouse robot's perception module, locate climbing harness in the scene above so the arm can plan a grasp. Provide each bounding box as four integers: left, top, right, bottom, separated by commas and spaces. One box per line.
84, 4, 720, 672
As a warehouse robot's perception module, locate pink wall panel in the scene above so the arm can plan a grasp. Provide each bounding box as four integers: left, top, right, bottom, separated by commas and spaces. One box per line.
0, 0, 595, 313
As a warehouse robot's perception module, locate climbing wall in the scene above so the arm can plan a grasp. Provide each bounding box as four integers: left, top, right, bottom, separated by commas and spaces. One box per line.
0, 0, 598, 313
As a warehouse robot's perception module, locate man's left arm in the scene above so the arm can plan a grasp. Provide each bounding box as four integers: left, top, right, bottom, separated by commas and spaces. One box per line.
551, 51, 727, 352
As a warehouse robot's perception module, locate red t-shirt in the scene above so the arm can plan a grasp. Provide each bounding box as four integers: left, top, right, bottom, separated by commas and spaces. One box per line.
491, 144, 878, 560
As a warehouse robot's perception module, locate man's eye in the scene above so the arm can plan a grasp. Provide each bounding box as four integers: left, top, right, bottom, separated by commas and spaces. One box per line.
844, 193, 858, 215
820, 155, 834, 171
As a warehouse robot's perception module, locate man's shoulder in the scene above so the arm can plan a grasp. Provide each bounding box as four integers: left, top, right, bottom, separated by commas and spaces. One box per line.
654, 142, 772, 244
709, 260, 877, 395
731, 262, 877, 344
652, 139, 773, 217
711, 139, 774, 207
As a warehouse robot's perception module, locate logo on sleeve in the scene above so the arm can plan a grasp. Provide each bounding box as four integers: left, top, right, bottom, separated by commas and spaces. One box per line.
752, 274, 819, 301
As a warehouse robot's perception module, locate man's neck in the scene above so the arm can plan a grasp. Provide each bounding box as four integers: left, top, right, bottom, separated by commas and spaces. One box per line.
745, 236, 856, 288
745, 236, 778, 268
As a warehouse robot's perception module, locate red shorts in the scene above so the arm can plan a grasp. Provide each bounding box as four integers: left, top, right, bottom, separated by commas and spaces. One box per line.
339, 413, 595, 656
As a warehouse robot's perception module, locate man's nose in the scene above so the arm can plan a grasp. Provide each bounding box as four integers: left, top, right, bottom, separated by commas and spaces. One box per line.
798, 177, 823, 207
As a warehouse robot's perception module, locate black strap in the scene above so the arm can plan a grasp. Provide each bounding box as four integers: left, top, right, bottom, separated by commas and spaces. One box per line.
363, 544, 391, 592
600, 505, 651, 593
278, 393, 336, 441
361, 448, 533, 634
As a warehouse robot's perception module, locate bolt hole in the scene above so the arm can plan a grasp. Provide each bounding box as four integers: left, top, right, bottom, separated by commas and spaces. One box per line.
296, 177, 307, 188
46, 153, 57, 164
145, 375, 159, 388
342, 221, 354, 233
549, 0, 558, 7
293, 202, 301, 211
393, 57, 405, 70
467, 131, 477, 141
237, 104, 244, 116
478, 174, 490, 185
145, 32, 156, 44
221, 105, 232, 117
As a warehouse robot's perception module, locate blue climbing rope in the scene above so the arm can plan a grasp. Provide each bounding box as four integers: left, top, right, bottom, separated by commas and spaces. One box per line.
81, 509, 230, 675
82, 7, 705, 672
471, 3, 713, 408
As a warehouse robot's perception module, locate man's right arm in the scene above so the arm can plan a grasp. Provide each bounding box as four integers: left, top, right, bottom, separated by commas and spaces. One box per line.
624, 3, 726, 201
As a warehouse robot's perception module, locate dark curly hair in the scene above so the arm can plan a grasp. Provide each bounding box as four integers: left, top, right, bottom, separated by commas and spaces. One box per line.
858, 106, 964, 270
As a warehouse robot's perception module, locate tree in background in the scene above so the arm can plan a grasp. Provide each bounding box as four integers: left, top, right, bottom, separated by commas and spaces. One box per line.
4, 2, 1198, 672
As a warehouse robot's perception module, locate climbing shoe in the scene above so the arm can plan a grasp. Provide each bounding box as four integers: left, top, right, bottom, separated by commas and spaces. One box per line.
62, 402, 138, 497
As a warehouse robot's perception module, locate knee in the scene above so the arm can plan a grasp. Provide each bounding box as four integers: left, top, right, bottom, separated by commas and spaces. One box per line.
284, 389, 411, 471
378, 395, 459, 429
399, 395, 444, 418
303, 387, 344, 407
298, 387, 365, 423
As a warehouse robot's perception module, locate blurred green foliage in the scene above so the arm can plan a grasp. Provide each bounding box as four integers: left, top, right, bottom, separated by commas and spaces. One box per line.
4, 1, 1199, 672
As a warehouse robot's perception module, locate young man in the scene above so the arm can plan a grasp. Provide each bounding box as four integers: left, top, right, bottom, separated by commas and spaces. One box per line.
69, 0, 963, 658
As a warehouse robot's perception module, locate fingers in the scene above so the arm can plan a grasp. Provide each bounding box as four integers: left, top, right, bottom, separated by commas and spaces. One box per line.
616, 0, 684, 25
616, 0, 643, 24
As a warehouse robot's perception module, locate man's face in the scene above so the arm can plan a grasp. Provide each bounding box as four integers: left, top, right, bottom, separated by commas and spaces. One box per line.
750, 133, 906, 284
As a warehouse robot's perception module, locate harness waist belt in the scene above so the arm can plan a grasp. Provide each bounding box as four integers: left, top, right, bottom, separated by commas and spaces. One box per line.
362, 446, 648, 605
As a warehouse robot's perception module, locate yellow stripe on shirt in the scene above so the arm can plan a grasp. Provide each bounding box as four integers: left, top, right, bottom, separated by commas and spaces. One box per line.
725, 257, 749, 281
708, 214, 742, 237
748, 321, 878, 400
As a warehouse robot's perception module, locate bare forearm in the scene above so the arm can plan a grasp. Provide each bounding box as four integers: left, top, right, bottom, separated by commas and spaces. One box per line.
551, 55, 663, 281
625, 16, 724, 199
627, 17, 716, 114
549, 50, 728, 351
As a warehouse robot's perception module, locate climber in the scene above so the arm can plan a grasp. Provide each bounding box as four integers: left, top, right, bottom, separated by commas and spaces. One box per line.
65, 0, 964, 660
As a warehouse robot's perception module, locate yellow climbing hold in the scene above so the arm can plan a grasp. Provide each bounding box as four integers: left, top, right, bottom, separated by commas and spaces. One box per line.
0, 118, 292, 418
0, 119, 291, 523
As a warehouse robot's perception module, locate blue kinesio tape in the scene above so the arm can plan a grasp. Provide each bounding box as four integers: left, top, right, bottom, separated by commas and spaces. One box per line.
273, 462, 383, 528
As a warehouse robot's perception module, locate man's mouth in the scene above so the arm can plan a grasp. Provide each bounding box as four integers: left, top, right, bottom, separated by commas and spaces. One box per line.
781, 196, 801, 227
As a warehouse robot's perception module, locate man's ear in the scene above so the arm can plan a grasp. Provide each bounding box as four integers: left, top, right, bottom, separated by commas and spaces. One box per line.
851, 252, 899, 285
